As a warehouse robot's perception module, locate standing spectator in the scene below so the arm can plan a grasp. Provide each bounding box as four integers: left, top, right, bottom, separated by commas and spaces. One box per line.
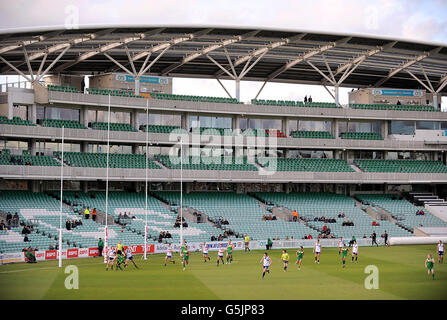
66, 219, 71, 231
84, 207, 90, 220
304, 95, 308, 103
97, 238, 104, 257
244, 234, 250, 252
266, 238, 273, 250
384, 230, 389, 246
371, 231, 378, 247
308, 95, 313, 103
292, 210, 298, 222
91, 208, 97, 221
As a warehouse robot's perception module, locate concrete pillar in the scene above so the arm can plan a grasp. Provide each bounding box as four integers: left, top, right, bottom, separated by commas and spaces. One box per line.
132, 109, 139, 130
81, 142, 88, 153
30, 139, 37, 155
29, 104, 37, 124
32, 180, 40, 193
334, 85, 340, 106
181, 112, 190, 131
235, 79, 241, 102
7, 100, 13, 119
382, 121, 388, 139
80, 106, 89, 127
282, 117, 289, 135
132, 144, 138, 154
333, 119, 339, 138
433, 93, 439, 110
135, 78, 140, 96
82, 181, 88, 193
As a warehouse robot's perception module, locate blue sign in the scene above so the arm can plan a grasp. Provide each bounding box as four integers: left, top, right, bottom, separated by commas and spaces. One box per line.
116, 74, 169, 84
372, 89, 423, 97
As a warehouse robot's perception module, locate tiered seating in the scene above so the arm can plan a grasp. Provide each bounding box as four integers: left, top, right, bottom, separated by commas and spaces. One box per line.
242, 128, 268, 137
350, 104, 438, 112
154, 192, 317, 241
340, 132, 383, 140
354, 159, 447, 173
150, 92, 241, 104
64, 191, 218, 244
0, 191, 114, 251
92, 122, 137, 132
251, 99, 341, 109
0, 115, 35, 126
47, 84, 78, 93
255, 192, 411, 239
290, 130, 335, 139
140, 124, 181, 133
155, 155, 258, 171
265, 129, 287, 138
54, 152, 161, 169
356, 194, 447, 231
86, 87, 144, 98
41, 119, 87, 129
0, 153, 60, 166
257, 158, 354, 172
191, 127, 234, 136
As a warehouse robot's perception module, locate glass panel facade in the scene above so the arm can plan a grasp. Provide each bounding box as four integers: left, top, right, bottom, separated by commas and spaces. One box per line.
389, 121, 415, 135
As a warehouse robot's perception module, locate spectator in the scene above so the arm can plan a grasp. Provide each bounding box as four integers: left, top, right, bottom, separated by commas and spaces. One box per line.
307, 234, 313, 240
308, 95, 313, 103
98, 238, 104, 257
292, 210, 298, 222
25, 249, 36, 263
211, 235, 216, 241
363, 234, 367, 239
91, 208, 97, 221
84, 207, 90, 220
24, 234, 30, 242
66, 219, 71, 231
384, 231, 389, 246
304, 95, 308, 103
371, 231, 378, 246
266, 238, 273, 250
49, 243, 54, 250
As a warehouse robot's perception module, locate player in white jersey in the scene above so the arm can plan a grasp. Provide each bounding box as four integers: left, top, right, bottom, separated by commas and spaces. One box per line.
217, 244, 225, 266
313, 240, 321, 264
124, 247, 139, 269
260, 252, 272, 280
351, 241, 359, 262
201, 242, 210, 263
338, 238, 344, 255
164, 244, 175, 266
437, 240, 444, 263
105, 249, 116, 271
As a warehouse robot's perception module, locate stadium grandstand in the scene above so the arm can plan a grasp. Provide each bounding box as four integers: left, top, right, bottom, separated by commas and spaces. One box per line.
1, 26, 447, 256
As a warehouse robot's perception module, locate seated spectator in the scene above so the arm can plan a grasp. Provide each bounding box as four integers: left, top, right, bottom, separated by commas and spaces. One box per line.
49, 243, 54, 250
66, 219, 71, 231
24, 234, 30, 242
211, 235, 216, 241
307, 234, 313, 239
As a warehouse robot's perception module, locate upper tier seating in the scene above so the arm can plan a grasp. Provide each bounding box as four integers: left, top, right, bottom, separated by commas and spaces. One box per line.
340, 132, 383, 140
350, 104, 439, 112
92, 122, 137, 132
54, 152, 161, 169
355, 194, 447, 231
0, 116, 35, 126
140, 124, 181, 133
257, 158, 354, 172
0, 153, 61, 166
255, 192, 411, 239
86, 87, 144, 98
354, 159, 447, 173
251, 99, 341, 108
150, 92, 241, 104
47, 84, 78, 93
290, 130, 335, 139
154, 191, 317, 241
41, 119, 87, 129
155, 155, 258, 171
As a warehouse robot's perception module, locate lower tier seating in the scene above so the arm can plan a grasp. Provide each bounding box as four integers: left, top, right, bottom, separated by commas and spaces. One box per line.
54, 152, 161, 169
354, 159, 447, 173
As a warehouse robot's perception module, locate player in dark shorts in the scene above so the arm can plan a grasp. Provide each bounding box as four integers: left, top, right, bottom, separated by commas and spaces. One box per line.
124, 247, 139, 269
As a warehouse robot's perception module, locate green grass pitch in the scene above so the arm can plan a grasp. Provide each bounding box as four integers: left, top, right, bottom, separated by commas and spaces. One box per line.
0, 244, 446, 300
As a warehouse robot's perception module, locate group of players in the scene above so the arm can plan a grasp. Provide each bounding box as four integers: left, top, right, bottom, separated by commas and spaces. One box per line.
105, 238, 445, 281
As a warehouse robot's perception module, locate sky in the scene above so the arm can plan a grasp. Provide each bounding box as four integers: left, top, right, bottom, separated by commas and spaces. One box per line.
0, 0, 446, 105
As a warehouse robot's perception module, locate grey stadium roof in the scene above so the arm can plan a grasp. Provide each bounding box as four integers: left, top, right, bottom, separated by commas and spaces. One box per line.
0, 25, 447, 93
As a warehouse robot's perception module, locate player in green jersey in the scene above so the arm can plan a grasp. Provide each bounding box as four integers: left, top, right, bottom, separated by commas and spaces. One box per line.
182, 246, 190, 271
295, 246, 304, 270
341, 243, 349, 268
116, 253, 126, 271
425, 254, 435, 280
226, 240, 234, 264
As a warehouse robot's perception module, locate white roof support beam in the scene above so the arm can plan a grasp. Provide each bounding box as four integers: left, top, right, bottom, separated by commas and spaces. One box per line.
323, 85, 335, 100
322, 54, 336, 84
266, 41, 340, 81
405, 69, 434, 92
306, 60, 336, 85
0, 56, 32, 82
436, 75, 447, 93
418, 63, 435, 92
374, 47, 441, 87
138, 45, 170, 76
103, 52, 134, 77
216, 78, 233, 99
0, 30, 62, 55
22, 46, 34, 81
36, 45, 71, 81
335, 42, 396, 76
161, 31, 259, 76
337, 57, 364, 85
36, 53, 48, 80
124, 45, 137, 75
54, 30, 160, 72
223, 46, 237, 78
214, 33, 305, 78
206, 55, 236, 79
